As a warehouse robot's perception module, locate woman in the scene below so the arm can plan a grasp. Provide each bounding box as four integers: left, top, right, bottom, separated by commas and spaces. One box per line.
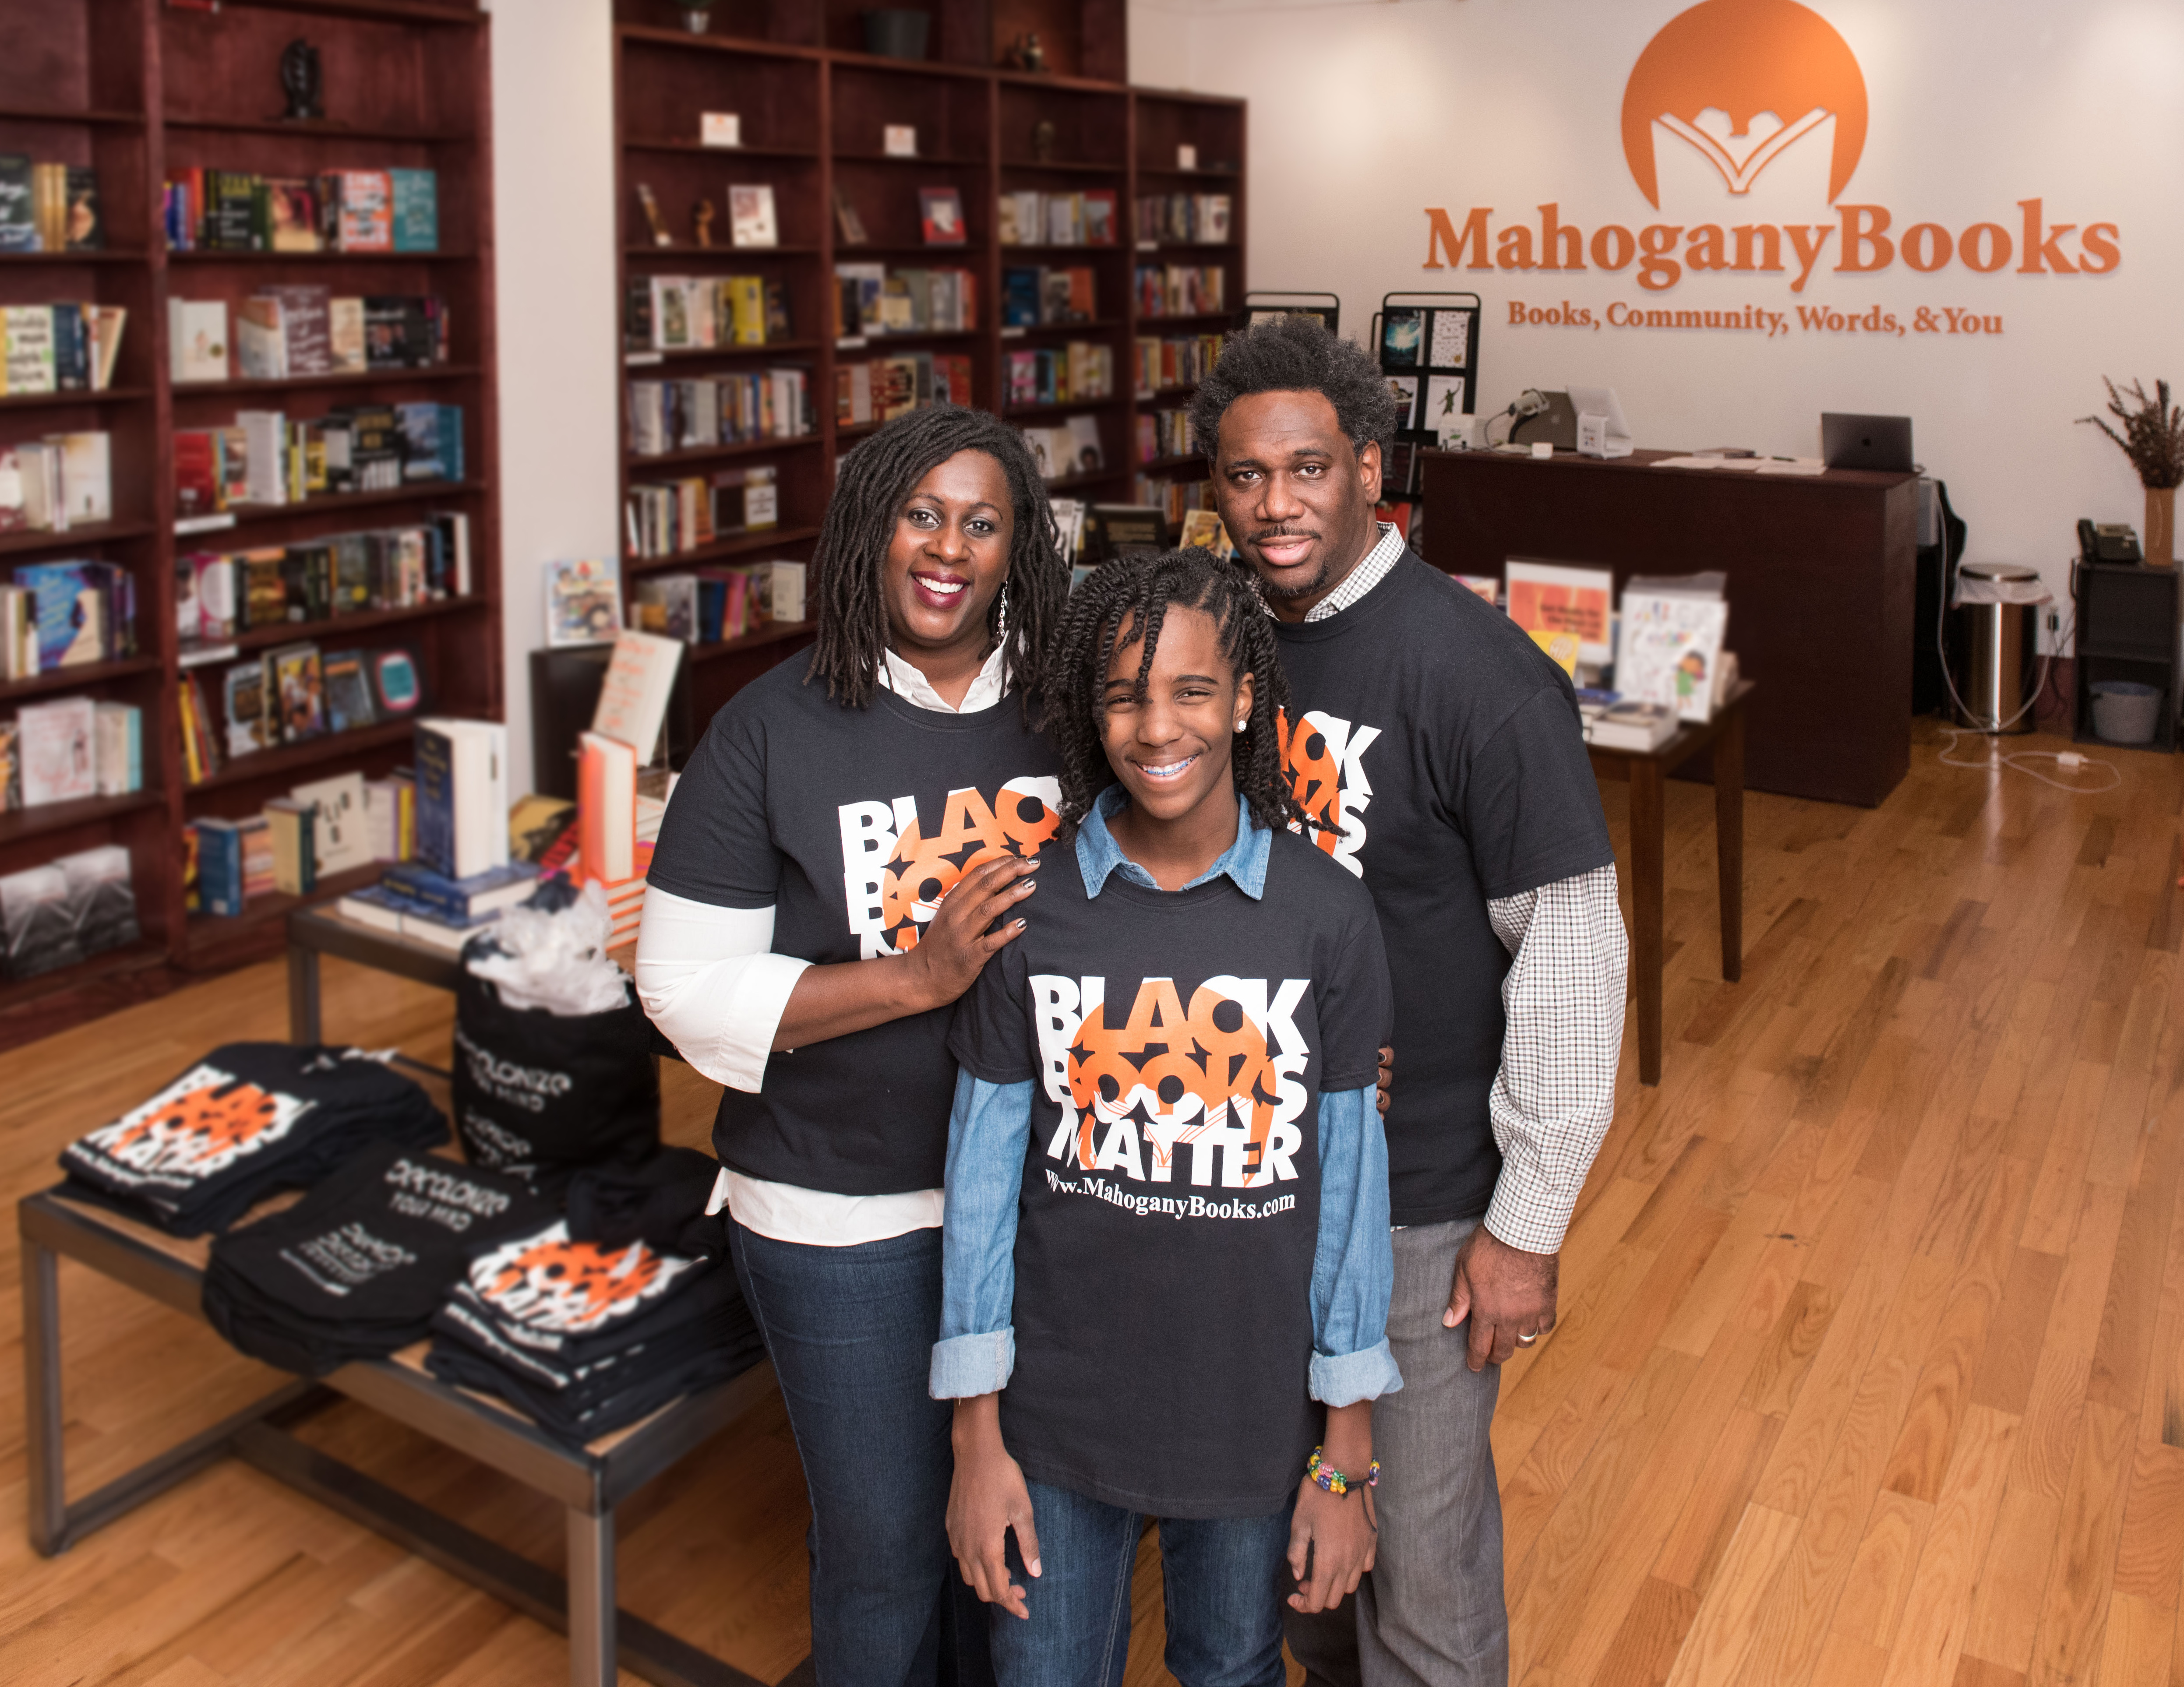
639, 405, 1070, 1684
933, 552, 1399, 1684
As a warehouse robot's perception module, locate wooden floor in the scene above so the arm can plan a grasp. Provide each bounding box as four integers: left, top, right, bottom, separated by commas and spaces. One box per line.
2, 718, 2179, 1687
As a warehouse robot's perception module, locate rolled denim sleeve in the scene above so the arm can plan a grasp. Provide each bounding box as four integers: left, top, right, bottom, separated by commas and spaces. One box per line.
930, 1070, 1036, 1399
1309, 1084, 1402, 1407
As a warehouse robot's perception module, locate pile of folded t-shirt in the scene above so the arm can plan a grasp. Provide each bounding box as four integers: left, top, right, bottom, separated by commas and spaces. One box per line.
201, 1141, 549, 1375
564, 1145, 725, 1262
425, 1155, 760, 1444
59, 1043, 450, 1236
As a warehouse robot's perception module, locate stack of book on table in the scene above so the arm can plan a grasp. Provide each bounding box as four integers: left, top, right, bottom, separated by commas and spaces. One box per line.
573, 628, 681, 946
333, 718, 519, 950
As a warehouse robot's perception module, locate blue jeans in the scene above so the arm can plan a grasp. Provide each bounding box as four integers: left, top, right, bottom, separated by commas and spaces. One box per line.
729, 1221, 993, 1687
989, 1478, 1293, 1687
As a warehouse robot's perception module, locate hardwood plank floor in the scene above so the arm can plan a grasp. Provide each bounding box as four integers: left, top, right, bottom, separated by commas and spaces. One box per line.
0, 718, 2177, 1686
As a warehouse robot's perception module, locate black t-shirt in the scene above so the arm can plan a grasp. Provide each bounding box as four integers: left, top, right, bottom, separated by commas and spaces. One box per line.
949, 827, 1392, 1518
1272, 553, 1615, 1226
648, 659, 1064, 1196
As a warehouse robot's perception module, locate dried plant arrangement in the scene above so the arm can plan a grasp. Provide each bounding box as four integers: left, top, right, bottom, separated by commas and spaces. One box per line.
2079, 377, 2184, 488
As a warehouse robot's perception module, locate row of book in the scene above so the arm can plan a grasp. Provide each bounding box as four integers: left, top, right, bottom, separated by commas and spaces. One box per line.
837, 352, 973, 427
1, 845, 137, 981
0, 303, 127, 395
1139, 408, 1194, 462
0, 431, 111, 532
176, 515, 472, 643
170, 292, 449, 384
1135, 473, 1219, 532
624, 464, 779, 561
627, 370, 814, 456
191, 765, 411, 913
164, 167, 438, 254
997, 190, 1119, 248
833, 264, 979, 339
625, 275, 794, 353
1136, 193, 1234, 245
1023, 418, 1106, 483
1006, 343, 1115, 409
0, 697, 142, 810
1, 560, 138, 675
1135, 264, 1227, 318
1133, 332, 1226, 395
630, 561, 808, 644
0, 158, 101, 253
1002, 267, 1098, 328
175, 404, 464, 514
178, 642, 427, 785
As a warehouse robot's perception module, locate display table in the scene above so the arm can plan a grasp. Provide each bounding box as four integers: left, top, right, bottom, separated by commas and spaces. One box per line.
1588, 681, 1753, 1085
20, 1187, 776, 1687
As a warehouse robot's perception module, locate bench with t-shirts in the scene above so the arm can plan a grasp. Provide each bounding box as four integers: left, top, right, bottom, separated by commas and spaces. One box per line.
58, 1045, 448, 1236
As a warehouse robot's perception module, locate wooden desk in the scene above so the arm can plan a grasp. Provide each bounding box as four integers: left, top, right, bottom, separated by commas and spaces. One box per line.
1422, 448, 1917, 807
1591, 681, 1753, 1085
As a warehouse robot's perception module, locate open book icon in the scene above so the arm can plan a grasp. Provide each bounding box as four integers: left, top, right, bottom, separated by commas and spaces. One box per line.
1654, 108, 1831, 196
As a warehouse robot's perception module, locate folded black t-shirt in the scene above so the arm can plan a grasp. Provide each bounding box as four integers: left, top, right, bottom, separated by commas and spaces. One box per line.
62, 1045, 448, 1236
646, 658, 1065, 1197
565, 1145, 725, 1261
1271, 553, 1616, 1226
201, 1143, 547, 1374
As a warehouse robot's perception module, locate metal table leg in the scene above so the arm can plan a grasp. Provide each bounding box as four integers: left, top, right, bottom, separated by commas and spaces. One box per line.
568, 1506, 617, 1687
23, 1228, 65, 1556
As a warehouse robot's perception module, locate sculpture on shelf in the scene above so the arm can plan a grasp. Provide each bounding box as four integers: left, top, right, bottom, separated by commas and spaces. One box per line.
636, 183, 674, 248
693, 198, 716, 249
682, 0, 714, 35
1031, 119, 1057, 164
1006, 32, 1048, 73
278, 39, 324, 123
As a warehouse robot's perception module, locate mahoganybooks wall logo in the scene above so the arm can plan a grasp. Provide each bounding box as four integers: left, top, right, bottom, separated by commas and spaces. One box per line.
1422, 0, 2120, 302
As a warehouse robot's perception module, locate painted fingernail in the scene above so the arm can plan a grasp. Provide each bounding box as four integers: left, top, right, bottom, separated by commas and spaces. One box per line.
1014, 918, 1027, 929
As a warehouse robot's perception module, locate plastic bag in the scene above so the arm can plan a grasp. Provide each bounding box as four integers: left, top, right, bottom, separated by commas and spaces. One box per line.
466, 880, 630, 1016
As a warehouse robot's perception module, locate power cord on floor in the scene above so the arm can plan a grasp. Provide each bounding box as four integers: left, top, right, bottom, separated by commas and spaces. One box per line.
1935, 728, 2123, 792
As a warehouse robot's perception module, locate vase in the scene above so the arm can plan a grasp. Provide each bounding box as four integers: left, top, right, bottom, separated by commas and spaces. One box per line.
2145, 484, 2175, 567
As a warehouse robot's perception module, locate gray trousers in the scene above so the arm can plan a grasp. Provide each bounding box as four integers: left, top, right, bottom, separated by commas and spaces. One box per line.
1284, 1218, 1509, 1687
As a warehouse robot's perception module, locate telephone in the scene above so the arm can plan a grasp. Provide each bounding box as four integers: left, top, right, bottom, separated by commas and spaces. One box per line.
2078, 519, 2142, 564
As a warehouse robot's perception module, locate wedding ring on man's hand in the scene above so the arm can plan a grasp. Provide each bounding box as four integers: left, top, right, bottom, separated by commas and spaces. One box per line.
1515, 1331, 1538, 1345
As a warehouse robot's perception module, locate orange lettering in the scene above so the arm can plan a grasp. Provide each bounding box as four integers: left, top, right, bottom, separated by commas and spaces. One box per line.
1538, 204, 1584, 270
1960, 222, 2011, 273
1901, 222, 1951, 272
2080, 222, 2120, 274
1836, 204, 1893, 272
2016, 198, 2076, 274
1424, 207, 1493, 271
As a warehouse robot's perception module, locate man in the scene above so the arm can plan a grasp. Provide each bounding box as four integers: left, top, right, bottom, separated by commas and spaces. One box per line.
1191, 313, 1629, 1686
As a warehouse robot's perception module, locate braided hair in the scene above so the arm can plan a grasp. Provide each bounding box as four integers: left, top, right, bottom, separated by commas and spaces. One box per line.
806, 405, 1068, 713
1046, 548, 1306, 837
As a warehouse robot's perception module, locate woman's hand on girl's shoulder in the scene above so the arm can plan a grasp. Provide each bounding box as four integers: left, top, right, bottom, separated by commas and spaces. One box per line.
909, 854, 1040, 1008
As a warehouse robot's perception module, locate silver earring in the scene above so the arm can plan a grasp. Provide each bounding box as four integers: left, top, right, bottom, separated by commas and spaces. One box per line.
1235, 720, 1246, 733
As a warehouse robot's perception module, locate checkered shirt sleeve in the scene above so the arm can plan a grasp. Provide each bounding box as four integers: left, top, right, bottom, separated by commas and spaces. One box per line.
1481, 864, 1629, 1254
1297, 523, 1404, 621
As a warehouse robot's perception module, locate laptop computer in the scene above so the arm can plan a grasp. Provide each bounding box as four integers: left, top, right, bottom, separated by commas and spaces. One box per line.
1821, 413, 1913, 472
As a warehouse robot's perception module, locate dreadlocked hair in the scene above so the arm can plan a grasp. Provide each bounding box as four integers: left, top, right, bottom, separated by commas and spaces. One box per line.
805, 404, 1068, 715
1046, 547, 1307, 838
1188, 310, 1398, 463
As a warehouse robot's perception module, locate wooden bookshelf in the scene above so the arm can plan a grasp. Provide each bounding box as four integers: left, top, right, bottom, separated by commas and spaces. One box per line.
0, 0, 500, 1018
610, 6, 1243, 725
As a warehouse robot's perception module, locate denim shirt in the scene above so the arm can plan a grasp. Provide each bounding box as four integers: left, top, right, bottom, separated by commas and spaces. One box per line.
929, 786, 1402, 1409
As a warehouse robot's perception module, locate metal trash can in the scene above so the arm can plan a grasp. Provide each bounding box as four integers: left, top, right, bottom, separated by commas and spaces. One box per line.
1952, 562, 2041, 734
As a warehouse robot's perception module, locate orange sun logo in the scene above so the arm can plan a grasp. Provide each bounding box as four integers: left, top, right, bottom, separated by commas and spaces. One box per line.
1621, 0, 1867, 209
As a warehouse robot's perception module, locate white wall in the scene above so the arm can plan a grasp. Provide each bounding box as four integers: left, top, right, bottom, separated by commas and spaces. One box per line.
1130, 0, 2184, 650
487, 0, 621, 792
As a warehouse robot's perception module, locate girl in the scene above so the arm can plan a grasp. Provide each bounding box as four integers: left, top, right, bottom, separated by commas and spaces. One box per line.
932, 551, 1399, 1684
639, 406, 1070, 1684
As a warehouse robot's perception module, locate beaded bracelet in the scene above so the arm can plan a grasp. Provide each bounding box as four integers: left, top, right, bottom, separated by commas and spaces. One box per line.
1306, 1445, 1382, 1497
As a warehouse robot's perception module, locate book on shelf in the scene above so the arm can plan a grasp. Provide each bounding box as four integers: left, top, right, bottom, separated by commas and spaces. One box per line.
293, 770, 371, 875
919, 188, 967, 247
176, 671, 220, 785
0, 586, 39, 678
546, 557, 621, 648
1021, 417, 1105, 481
62, 844, 137, 956
1619, 591, 1730, 723
1002, 266, 1096, 327
832, 187, 868, 246
831, 352, 972, 431
18, 696, 95, 807
1006, 342, 1115, 408
270, 641, 328, 741
623, 461, 783, 561
265, 798, 317, 896
366, 773, 416, 863
0, 158, 101, 253
414, 718, 509, 880
748, 558, 805, 623
14, 560, 136, 668
1134, 192, 1232, 244
1581, 698, 1679, 751
701, 113, 742, 149
169, 299, 230, 384
510, 792, 575, 864
369, 646, 425, 719
626, 367, 812, 454
832, 264, 977, 338
92, 702, 141, 798
0, 861, 78, 979
627, 275, 794, 352
0, 304, 125, 396
727, 184, 778, 248
998, 190, 1118, 248
577, 729, 638, 887
160, 168, 439, 256
321, 648, 378, 734
391, 169, 438, 253
1133, 263, 1226, 317
1132, 331, 1225, 394
176, 516, 468, 641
